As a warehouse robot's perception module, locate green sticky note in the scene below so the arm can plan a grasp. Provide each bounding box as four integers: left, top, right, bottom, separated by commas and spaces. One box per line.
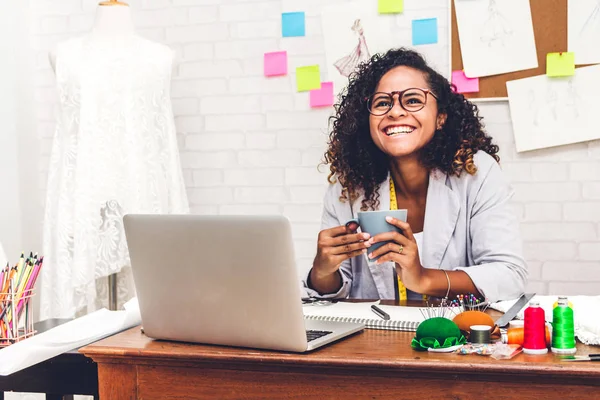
546, 52, 575, 77
296, 65, 321, 92
379, 0, 403, 14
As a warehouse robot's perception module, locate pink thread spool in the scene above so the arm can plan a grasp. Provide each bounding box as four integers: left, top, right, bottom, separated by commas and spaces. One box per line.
523, 300, 548, 355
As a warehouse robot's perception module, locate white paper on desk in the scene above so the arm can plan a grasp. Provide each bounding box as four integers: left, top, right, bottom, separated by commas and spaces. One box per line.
506, 64, 600, 152
0, 297, 141, 376
568, 0, 600, 65
455, 0, 537, 78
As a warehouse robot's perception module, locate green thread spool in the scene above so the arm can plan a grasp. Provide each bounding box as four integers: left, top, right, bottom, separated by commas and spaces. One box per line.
551, 297, 577, 354
553, 295, 573, 309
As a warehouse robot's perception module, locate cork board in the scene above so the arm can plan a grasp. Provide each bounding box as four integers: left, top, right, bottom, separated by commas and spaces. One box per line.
451, 0, 569, 101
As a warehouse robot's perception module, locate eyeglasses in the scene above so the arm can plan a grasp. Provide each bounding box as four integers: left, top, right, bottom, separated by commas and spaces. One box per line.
366, 88, 438, 116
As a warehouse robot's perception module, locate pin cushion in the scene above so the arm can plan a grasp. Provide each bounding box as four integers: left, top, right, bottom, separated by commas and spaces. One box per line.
452, 310, 495, 333
411, 317, 467, 351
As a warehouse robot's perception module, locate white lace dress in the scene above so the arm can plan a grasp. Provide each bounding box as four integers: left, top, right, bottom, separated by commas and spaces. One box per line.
41, 34, 189, 319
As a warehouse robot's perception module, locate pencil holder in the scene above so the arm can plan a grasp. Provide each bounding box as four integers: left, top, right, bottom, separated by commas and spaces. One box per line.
0, 287, 36, 347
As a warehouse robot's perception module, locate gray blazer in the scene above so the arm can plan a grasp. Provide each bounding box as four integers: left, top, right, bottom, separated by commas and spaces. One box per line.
304, 151, 528, 303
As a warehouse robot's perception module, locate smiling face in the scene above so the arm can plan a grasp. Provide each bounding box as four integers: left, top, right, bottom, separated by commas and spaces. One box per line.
369, 66, 445, 161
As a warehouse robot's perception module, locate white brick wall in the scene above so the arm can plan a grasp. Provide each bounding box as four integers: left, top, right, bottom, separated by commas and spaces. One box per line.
28, 0, 599, 298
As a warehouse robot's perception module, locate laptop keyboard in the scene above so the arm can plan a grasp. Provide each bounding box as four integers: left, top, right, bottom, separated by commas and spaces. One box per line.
306, 329, 332, 342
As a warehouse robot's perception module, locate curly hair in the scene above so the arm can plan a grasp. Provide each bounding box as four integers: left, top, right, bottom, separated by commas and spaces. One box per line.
323, 48, 499, 211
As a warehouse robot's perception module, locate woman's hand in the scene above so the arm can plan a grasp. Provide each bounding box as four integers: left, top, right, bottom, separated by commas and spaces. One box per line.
313, 225, 371, 277
367, 216, 425, 292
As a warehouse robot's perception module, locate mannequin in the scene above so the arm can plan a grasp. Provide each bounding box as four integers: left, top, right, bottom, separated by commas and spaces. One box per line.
47, 2, 136, 314
49, 1, 134, 72
42, 1, 189, 319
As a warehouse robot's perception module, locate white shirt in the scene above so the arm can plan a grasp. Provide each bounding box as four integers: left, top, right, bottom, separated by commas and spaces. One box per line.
414, 231, 424, 262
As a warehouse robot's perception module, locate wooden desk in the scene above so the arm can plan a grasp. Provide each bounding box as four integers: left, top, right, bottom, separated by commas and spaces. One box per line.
81, 322, 600, 400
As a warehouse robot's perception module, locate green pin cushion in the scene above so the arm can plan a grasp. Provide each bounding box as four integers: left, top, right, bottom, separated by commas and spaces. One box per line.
411, 317, 467, 351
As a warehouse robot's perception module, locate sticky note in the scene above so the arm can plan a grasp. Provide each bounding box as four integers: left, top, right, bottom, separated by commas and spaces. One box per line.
264, 51, 287, 77
378, 0, 403, 14
310, 82, 334, 107
282, 12, 305, 37
451, 70, 479, 93
296, 65, 321, 92
412, 18, 438, 45
546, 52, 575, 77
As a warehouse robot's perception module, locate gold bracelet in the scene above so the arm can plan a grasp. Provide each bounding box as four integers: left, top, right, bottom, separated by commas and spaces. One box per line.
442, 270, 451, 300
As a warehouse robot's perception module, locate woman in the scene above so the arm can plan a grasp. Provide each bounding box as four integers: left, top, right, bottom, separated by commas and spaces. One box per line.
305, 48, 527, 303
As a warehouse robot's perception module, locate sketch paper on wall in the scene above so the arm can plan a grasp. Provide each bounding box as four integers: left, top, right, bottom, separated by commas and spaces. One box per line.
321, 1, 449, 99
454, 0, 537, 78
568, 0, 600, 65
506, 64, 600, 152
321, 1, 401, 98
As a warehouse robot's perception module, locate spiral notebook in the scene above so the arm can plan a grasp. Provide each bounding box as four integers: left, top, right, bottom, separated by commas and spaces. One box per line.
303, 301, 425, 332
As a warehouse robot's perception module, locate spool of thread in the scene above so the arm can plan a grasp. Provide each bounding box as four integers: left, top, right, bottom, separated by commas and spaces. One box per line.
523, 300, 548, 355
505, 325, 551, 346
470, 325, 491, 344
553, 296, 573, 309
551, 296, 577, 355
509, 320, 524, 328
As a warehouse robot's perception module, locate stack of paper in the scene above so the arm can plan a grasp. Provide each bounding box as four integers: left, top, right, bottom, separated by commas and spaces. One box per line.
0, 297, 141, 376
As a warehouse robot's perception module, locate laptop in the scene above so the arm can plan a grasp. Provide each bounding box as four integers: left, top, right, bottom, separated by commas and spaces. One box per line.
123, 214, 365, 352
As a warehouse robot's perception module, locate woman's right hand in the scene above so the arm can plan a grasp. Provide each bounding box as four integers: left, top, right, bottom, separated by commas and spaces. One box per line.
312, 225, 371, 278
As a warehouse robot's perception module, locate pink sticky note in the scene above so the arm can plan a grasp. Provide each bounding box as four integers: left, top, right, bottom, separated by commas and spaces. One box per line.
264, 51, 287, 77
451, 70, 479, 94
309, 81, 334, 107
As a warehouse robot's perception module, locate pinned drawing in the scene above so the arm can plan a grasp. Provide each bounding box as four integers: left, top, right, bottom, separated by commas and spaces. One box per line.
529, 80, 580, 125
525, 87, 557, 128
322, 0, 446, 98
546, 86, 559, 121
507, 64, 600, 152
322, 1, 406, 98
455, 0, 537, 78
480, 0, 513, 47
334, 19, 371, 77
579, 0, 600, 38
564, 79, 581, 119
527, 90, 539, 127
569, 0, 600, 65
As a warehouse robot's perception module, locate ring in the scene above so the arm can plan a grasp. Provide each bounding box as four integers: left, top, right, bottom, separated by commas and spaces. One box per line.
398, 245, 404, 254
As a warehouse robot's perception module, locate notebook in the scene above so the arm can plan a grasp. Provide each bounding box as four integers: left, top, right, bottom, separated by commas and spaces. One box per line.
303, 301, 426, 332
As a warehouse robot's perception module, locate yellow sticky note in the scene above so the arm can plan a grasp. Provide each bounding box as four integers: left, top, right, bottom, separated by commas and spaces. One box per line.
546, 52, 575, 77
379, 0, 403, 14
296, 65, 321, 92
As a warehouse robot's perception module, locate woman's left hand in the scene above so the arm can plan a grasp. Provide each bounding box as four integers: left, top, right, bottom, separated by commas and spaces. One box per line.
367, 216, 425, 292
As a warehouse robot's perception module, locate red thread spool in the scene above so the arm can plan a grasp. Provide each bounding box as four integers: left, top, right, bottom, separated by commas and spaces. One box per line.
523, 300, 548, 355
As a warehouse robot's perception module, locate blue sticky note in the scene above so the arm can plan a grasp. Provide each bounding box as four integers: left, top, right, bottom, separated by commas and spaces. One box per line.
282, 12, 305, 37
412, 18, 438, 45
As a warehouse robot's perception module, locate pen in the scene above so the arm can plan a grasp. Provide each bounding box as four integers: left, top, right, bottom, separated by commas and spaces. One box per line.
560, 354, 600, 362
371, 305, 390, 320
